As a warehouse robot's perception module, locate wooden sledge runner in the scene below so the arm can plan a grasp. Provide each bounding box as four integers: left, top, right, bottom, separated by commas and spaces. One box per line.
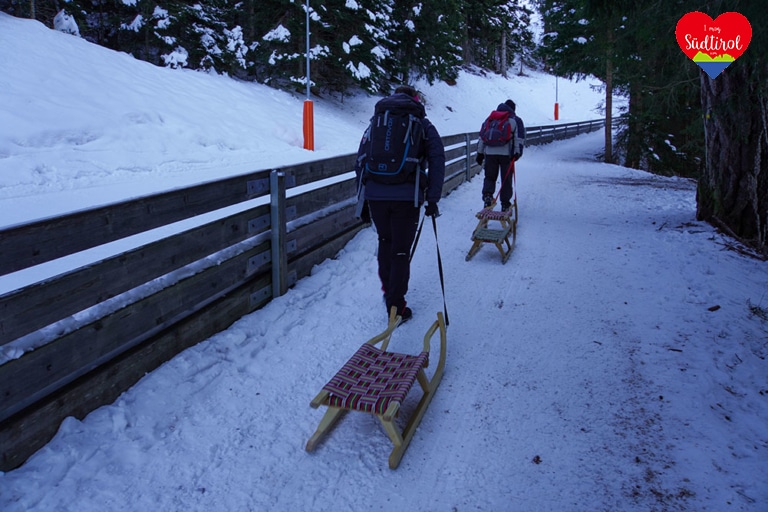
465, 200, 518, 263
306, 308, 447, 469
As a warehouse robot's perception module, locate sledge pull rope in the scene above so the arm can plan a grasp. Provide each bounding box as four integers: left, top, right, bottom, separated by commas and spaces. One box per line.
410, 213, 449, 327
492, 159, 516, 205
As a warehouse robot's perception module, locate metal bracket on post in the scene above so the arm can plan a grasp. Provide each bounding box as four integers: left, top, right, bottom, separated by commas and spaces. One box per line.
270, 170, 289, 299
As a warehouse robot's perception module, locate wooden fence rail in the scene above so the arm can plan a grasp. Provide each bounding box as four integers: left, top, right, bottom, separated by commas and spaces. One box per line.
0, 119, 604, 470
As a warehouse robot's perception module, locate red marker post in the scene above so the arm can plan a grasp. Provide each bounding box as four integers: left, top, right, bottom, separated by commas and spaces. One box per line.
303, 99, 314, 151
303, 0, 314, 151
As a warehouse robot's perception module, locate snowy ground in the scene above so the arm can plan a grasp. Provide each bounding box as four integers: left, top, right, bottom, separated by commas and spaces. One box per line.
1, 12, 767, 512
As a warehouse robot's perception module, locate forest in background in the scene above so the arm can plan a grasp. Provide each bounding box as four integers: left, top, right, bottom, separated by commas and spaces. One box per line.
2, 0, 766, 253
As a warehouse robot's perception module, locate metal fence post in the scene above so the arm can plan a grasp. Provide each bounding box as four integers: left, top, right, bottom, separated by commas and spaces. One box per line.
465, 133, 472, 181
270, 169, 288, 298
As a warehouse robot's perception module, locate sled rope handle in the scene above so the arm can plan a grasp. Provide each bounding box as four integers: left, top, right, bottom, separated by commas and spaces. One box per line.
493, 159, 516, 205
410, 213, 449, 327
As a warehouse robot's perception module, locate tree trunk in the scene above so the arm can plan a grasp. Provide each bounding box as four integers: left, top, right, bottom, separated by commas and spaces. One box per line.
604, 28, 613, 163
698, 63, 768, 256
604, 56, 613, 163
500, 30, 507, 77
624, 82, 641, 169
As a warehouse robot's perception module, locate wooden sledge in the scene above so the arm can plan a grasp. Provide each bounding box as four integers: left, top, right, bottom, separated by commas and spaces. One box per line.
306, 307, 447, 469
465, 200, 518, 263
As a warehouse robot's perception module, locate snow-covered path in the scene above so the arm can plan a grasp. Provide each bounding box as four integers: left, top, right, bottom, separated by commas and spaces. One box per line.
3, 132, 766, 512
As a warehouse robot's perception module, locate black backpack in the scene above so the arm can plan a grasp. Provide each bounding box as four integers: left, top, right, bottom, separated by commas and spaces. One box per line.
363, 94, 426, 185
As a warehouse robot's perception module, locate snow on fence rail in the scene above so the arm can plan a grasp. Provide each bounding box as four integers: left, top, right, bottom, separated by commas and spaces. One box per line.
0, 119, 604, 471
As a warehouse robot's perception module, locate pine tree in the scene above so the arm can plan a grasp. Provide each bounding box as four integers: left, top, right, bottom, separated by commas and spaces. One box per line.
696, 0, 768, 255
312, 0, 394, 94
457, 0, 536, 82
252, 0, 394, 94
389, 0, 463, 86
538, 0, 634, 163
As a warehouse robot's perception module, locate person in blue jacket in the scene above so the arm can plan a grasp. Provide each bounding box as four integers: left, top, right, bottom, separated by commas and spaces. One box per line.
354, 85, 445, 322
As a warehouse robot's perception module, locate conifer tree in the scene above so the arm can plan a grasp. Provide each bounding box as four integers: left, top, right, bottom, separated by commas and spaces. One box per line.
312, 0, 394, 94
538, 0, 633, 163
389, 0, 463, 86
458, 0, 536, 83
695, 0, 768, 255
254, 0, 394, 94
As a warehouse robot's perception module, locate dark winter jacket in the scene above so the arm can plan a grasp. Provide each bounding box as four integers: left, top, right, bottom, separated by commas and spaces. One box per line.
354, 93, 445, 206
477, 102, 525, 159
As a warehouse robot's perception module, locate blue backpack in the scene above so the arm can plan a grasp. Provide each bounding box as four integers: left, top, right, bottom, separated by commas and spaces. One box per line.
363, 95, 426, 185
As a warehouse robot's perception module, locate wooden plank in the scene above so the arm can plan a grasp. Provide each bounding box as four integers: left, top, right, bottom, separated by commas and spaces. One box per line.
443, 144, 467, 164
289, 205, 361, 260
0, 169, 271, 276
0, 203, 271, 347
288, 178, 357, 220
0, 241, 271, 423
443, 173, 467, 198
289, 224, 365, 284
281, 153, 357, 187
442, 133, 469, 147
0, 272, 271, 471
444, 157, 470, 185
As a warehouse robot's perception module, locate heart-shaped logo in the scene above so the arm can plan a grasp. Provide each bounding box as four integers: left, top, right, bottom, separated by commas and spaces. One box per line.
675, 11, 752, 79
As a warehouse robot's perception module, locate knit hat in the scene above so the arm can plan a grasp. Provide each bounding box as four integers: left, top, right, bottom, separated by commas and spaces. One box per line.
394, 85, 420, 102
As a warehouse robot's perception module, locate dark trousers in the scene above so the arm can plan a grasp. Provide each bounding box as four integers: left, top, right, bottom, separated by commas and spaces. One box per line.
482, 154, 514, 206
368, 200, 420, 314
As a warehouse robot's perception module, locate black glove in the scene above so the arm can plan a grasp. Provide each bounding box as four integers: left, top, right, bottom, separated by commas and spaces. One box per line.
359, 200, 371, 224
425, 201, 439, 217
475, 153, 484, 166
514, 147, 523, 160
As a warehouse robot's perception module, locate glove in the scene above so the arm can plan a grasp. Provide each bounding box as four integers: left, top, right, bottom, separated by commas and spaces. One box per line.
475, 153, 484, 166
358, 200, 371, 224
425, 201, 439, 218
514, 147, 523, 160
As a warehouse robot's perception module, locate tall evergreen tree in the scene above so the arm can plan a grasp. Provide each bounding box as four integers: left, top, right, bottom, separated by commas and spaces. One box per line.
695, 0, 768, 255
509, 1, 536, 76
538, 0, 635, 163
463, 0, 534, 75
389, 0, 463, 86
254, 0, 394, 94
312, 0, 394, 94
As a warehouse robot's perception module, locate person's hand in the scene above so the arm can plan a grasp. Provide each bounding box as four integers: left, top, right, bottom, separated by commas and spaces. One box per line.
424, 201, 439, 217
475, 153, 484, 166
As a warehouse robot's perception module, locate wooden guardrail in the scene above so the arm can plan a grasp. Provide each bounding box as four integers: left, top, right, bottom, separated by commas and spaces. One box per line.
0, 118, 604, 470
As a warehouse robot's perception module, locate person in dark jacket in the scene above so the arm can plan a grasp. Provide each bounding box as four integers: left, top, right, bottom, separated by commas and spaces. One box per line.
476, 100, 525, 211
354, 85, 445, 321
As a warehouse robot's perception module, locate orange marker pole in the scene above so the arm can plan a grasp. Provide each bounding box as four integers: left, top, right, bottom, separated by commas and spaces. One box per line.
303, 99, 314, 151
554, 102, 559, 121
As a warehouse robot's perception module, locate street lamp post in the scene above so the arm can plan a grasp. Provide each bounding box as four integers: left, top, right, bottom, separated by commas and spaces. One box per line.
303, 0, 314, 150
